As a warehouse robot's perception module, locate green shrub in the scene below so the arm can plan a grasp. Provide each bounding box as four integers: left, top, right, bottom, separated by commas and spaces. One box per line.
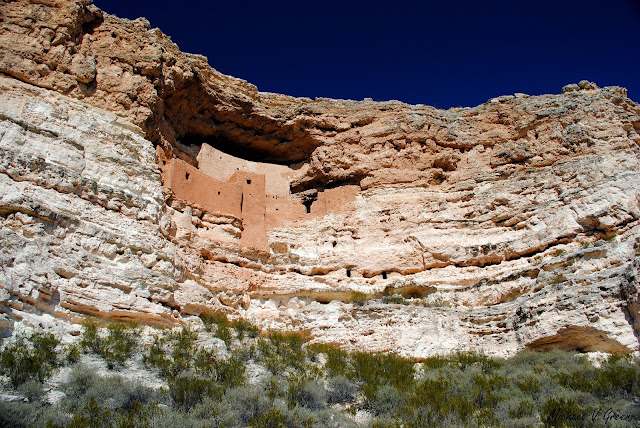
349, 291, 368, 306
16, 379, 45, 403
400, 376, 474, 426
541, 395, 585, 428
79, 319, 102, 354
142, 334, 172, 376
369, 385, 406, 416
471, 373, 507, 408
101, 322, 138, 369
308, 342, 350, 377
592, 354, 640, 397
168, 373, 221, 412
220, 385, 272, 426
349, 351, 415, 400
66, 397, 114, 428
167, 327, 198, 377
0, 332, 60, 387
62, 365, 163, 413
232, 318, 261, 340
215, 350, 246, 389
201, 312, 233, 345
289, 379, 327, 410
79, 320, 139, 369
420, 354, 450, 370
257, 331, 309, 374
382, 294, 407, 305
515, 375, 542, 395
327, 376, 357, 403
0, 400, 67, 428
450, 350, 501, 372
507, 398, 536, 419
249, 406, 288, 428
65, 398, 157, 428
64, 343, 81, 365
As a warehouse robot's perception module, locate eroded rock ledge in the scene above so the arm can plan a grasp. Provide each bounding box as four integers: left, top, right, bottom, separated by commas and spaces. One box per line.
1, 0, 640, 358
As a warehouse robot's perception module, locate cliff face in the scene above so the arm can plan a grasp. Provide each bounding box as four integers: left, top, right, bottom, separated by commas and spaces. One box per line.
1, 0, 640, 357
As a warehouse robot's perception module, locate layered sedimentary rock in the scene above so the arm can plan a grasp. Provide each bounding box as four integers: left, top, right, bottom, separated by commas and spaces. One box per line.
1, 0, 640, 357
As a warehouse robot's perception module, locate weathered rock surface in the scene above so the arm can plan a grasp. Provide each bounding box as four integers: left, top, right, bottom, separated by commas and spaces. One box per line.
1, 0, 640, 357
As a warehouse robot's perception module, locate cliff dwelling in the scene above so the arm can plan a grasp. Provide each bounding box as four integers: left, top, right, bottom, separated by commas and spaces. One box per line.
161, 143, 359, 252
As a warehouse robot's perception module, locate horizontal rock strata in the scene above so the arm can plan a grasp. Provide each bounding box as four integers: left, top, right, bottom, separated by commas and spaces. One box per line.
1, 0, 640, 357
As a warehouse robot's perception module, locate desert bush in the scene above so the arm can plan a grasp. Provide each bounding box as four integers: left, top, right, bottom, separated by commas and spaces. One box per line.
308, 342, 350, 377
4, 320, 640, 427
143, 327, 199, 378
591, 354, 640, 397
147, 405, 208, 428
79, 319, 102, 354
540, 395, 585, 428
62, 365, 162, 413
514, 374, 542, 395
369, 385, 406, 416
289, 379, 327, 410
470, 373, 507, 408
142, 334, 171, 375
0, 332, 60, 387
101, 322, 138, 369
219, 384, 273, 426
64, 343, 81, 365
168, 326, 198, 374
420, 353, 450, 370
17, 380, 46, 403
248, 406, 289, 428
449, 350, 501, 373
0, 401, 67, 428
382, 294, 407, 305
79, 320, 138, 369
201, 311, 233, 345
349, 291, 368, 306
232, 318, 260, 340
257, 331, 309, 374
215, 350, 246, 389
349, 351, 415, 400
168, 373, 221, 412
327, 376, 357, 403
507, 398, 536, 419
399, 376, 474, 426
65, 397, 158, 428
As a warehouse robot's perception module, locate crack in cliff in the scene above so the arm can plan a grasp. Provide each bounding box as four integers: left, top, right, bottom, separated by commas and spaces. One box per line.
0, 109, 60, 139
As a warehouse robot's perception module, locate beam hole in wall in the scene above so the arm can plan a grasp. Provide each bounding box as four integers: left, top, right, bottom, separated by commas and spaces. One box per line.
246, 179, 252, 185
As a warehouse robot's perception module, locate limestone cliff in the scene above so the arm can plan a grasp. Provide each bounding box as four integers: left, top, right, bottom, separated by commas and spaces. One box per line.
1, 0, 640, 357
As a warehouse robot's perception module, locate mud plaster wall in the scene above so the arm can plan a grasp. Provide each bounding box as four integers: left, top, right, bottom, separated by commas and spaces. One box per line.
197, 144, 304, 196
164, 152, 359, 252
229, 171, 268, 251
163, 159, 242, 218
312, 186, 360, 216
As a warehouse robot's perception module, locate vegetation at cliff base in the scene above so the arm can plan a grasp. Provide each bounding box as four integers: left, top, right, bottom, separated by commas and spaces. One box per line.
0, 316, 639, 427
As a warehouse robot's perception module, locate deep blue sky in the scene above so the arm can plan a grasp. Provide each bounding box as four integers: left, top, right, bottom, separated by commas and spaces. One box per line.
94, 0, 640, 109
